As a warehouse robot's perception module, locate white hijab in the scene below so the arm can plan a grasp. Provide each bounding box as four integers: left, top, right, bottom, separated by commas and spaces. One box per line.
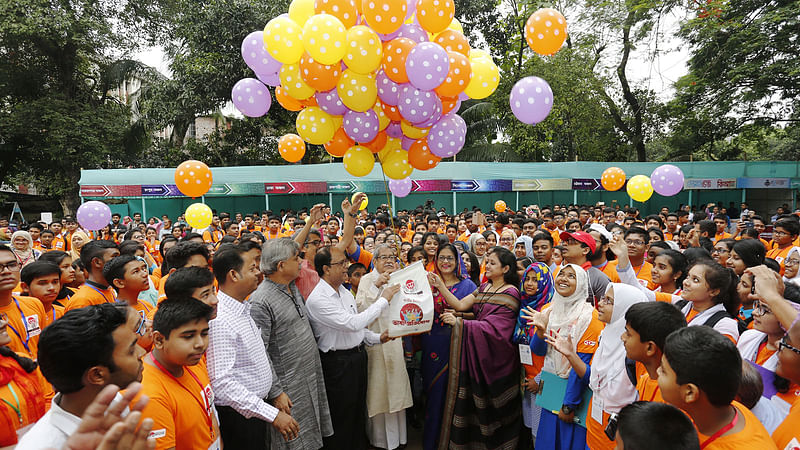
589, 283, 646, 412
544, 263, 595, 378
782, 247, 800, 286
515, 235, 533, 258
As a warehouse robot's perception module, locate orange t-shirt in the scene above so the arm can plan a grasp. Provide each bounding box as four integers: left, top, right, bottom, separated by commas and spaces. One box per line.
607, 260, 656, 290
0, 296, 47, 359
773, 396, 800, 450
586, 360, 644, 450
0, 369, 50, 446
696, 401, 776, 449
636, 371, 664, 403
714, 232, 732, 242
578, 311, 608, 450
767, 246, 792, 276
138, 358, 220, 450
65, 283, 117, 311
40, 304, 65, 329
262, 229, 285, 240
51, 236, 66, 251
202, 229, 223, 243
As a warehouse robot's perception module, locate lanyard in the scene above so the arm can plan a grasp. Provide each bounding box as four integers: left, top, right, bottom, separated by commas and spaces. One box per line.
86, 284, 115, 303
149, 354, 214, 439
648, 385, 660, 402
699, 408, 738, 449
633, 264, 645, 278
6, 298, 31, 353
1, 383, 22, 424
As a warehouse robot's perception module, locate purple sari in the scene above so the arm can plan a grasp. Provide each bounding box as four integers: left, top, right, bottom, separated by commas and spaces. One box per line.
439, 284, 522, 449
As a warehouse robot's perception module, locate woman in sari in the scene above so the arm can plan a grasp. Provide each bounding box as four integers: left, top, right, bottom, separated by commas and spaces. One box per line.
438, 247, 522, 449
424, 244, 478, 450
513, 262, 554, 443
522, 263, 603, 450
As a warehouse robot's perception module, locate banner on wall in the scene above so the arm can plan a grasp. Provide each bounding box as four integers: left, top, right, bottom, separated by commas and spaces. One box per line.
684, 178, 737, 190
735, 178, 791, 189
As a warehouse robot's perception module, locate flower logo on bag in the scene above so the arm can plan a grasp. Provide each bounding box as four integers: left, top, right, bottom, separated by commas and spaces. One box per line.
405, 279, 416, 290
400, 303, 424, 324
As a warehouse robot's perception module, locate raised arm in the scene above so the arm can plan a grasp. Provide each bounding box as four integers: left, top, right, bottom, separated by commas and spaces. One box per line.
342, 193, 366, 254
294, 204, 325, 247
427, 272, 476, 311
747, 265, 799, 330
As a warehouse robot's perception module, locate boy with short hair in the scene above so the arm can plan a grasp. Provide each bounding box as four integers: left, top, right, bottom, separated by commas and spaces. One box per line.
65, 240, 120, 311
609, 227, 655, 289
622, 302, 686, 403
163, 266, 218, 319
0, 245, 47, 358
138, 298, 220, 450
103, 254, 155, 349
19, 261, 64, 328
28, 223, 44, 250
657, 326, 776, 449
39, 229, 56, 251
615, 401, 699, 450
531, 231, 555, 272
347, 262, 367, 296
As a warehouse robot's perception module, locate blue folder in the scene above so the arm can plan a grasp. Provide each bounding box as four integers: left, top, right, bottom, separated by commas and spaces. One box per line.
535, 371, 593, 428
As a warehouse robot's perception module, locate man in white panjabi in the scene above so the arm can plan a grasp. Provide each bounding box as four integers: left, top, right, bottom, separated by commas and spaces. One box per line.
355, 244, 413, 450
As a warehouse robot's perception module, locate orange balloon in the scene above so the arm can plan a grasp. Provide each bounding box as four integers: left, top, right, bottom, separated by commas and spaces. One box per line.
275, 86, 304, 111
174, 160, 213, 198
279, 134, 307, 163
381, 103, 403, 121
434, 51, 471, 98
416, 0, 454, 33
494, 200, 507, 213
299, 95, 319, 107
601, 167, 626, 191
362, 131, 388, 152
408, 139, 441, 170
325, 127, 354, 157
315, 0, 358, 28
433, 29, 470, 56
381, 37, 416, 83
299, 53, 342, 92
440, 96, 459, 115
362, 0, 406, 34
525, 8, 567, 56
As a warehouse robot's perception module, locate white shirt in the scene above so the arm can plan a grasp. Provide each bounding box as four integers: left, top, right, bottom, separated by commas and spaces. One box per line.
306, 279, 385, 352
16, 393, 126, 449
207, 290, 279, 422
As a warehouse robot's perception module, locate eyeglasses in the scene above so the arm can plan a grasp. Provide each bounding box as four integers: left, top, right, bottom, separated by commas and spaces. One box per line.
624, 240, 645, 246
773, 230, 789, 237
785, 258, 800, 267
778, 335, 800, 356
0, 261, 20, 273
711, 248, 730, 254
305, 240, 321, 246
598, 296, 614, 306
438, 256, 456, 262
752, 300, 772, 316
375, 255, 396, 262
328, 259, 347, 267
134, 311, 147, 337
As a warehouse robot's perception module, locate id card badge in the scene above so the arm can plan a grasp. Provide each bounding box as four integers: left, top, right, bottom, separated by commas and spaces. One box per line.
519, 344, 533, 365
591, 395, 604, 424
25, 315, 41, 337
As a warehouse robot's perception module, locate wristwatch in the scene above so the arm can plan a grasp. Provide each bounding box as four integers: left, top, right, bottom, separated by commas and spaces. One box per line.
348, 212, 358, 218
561, 404, 576, 415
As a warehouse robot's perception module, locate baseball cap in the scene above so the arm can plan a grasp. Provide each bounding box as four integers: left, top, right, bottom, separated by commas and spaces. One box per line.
559, 230, 596, 253
588, 223, 613, 241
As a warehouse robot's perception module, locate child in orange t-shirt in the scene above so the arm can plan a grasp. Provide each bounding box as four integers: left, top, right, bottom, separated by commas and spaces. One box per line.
615, 401, 699, 449
103, 255, 154, 350
137, 299, 220, 450
19, 261, 65, 329
658, 327, 776, 449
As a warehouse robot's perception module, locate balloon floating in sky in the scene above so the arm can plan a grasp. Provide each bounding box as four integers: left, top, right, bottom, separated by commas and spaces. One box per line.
510, 76, 553, 125
175, 160, 213, 198
525, 8, 568, 56
601, 167, 626, 191
185, 203, 213, 229
627, 175, 654, 203
76, 201, 112, 231
650, 164, 685, 197
494, 200, 507, 213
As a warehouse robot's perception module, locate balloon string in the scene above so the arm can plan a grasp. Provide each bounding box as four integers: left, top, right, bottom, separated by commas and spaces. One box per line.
375, 153, 397, 238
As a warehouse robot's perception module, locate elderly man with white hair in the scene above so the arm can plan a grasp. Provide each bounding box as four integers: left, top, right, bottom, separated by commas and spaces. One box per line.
250, 236, 333, 449
356, 243, 414, 450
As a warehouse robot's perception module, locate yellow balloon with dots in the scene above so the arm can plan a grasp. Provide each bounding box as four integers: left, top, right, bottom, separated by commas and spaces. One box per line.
344, 26, 383, 74
185, 203, 213, 229
351, 192, 369, 210
626, 175, 654, 202
303, 14, 347, 65
337, 69, 377, 112
296, 107, 336, 145
289, 0, 316, 25
343, 145, 375, 177
263, 16, 305, 64
280, 63, 316, 100
382, 150, 413, 180
464, 53, 499, 100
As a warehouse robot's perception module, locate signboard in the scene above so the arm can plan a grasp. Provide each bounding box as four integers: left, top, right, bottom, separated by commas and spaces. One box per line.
513, 179, 572, 191
571, 178, 602, 190
142, 185, 183, 197
80, 185, 142, 197
684, 178, 737, 190
736, 178, 791, 189
451, 179, 513, 192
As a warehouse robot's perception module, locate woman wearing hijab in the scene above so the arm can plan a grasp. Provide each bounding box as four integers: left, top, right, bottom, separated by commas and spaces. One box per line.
522, 263, 603, 450
514, 235, 534, 259
781, 247, 800, 287
513, 262, 554, 444
499, 229, 517, 251
67, 230, 90, 263
9, 231, 41, 268
424, 243, 478, 450
467, 233, 488, 277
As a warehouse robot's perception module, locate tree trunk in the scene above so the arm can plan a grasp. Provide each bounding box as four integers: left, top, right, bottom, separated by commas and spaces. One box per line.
59, 192, 81, 217
618, 10, 647, 162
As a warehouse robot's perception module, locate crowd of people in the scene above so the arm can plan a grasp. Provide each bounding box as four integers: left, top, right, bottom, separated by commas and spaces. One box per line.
1, 197, 800, 450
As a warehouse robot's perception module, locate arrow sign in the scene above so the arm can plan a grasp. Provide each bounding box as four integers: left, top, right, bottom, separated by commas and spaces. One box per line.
80, 185, 111, 197
571, 178, 601, 190
327, 181, 356, 193
206, 184, 232, 195
264, 182, 295, 194
451, 180, 479, 191
513, 179, 542, 191
142, 185, 169, 196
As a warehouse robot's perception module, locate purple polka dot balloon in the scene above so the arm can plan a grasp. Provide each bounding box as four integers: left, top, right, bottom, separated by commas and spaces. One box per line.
510, 76, 554, 125
416, 98, 442, 128
401, 135, 416, 150
389, 177, 413, 197
396, 24, 429, 44
650, 164, 685, 197
256, 71, 281, 87
344, 109, 380, 143
231, 78, 271, 117
377, 70, 403, 106
316, 89, 348, 116
76, 201, 112, 231
428, 114, 466, 158
241, 31, 281, 75
386, 121, 403, 138
405, 42, 450, 90
398, 85, 442, 125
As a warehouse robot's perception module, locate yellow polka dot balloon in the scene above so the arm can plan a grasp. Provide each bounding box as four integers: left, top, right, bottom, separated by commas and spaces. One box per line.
337, 69, 377, 112
279, 134, 307, 163
302, 14, 347, 65
343, 145, 376, 177
344, 25, 383, 74
263, 16, 305, 65
400, 121, 429, 139
373, 102, 390, 130
626, 175, 654, 203
296, 106, 336, 145
601, 167, 626, 191
289, 0, 317, 25
525, 8, 568, 56
185, 203, 213, 229
381, 148, 413, 180
279, 63, 316, 100
463, 52, 499, 100
315, 0, 358, 28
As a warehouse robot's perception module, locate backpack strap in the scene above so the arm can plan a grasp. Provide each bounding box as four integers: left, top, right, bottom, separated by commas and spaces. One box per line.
625, 357, 638, 387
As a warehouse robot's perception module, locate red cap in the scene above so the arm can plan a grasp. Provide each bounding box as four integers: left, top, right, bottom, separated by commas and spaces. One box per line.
559, 231, 596, 254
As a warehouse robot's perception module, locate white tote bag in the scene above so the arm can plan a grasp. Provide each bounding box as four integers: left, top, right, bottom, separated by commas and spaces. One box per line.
384, 260, 434, 338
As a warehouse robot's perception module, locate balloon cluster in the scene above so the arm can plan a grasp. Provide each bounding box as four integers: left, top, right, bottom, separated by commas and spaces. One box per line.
509, 8, 567, 126
234, 0, 500, 188
174, 160, 214, 229
600, 165, 685, 203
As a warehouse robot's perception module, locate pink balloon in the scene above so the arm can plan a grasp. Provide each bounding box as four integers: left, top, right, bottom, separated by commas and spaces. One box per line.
389, 177, 413, 197
77, 201, 112, 231
650, 164, 685, 196
316, 89, 348, 116
396, 23, 429, 43
231, 78, 271, 117
386, 121, 403, 138
377, 71, 403, 106
256, 71, 281, 87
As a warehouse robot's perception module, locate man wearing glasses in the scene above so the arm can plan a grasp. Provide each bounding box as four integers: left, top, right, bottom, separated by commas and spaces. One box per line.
0, 244, 46, 358
767, 218, 800, 276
